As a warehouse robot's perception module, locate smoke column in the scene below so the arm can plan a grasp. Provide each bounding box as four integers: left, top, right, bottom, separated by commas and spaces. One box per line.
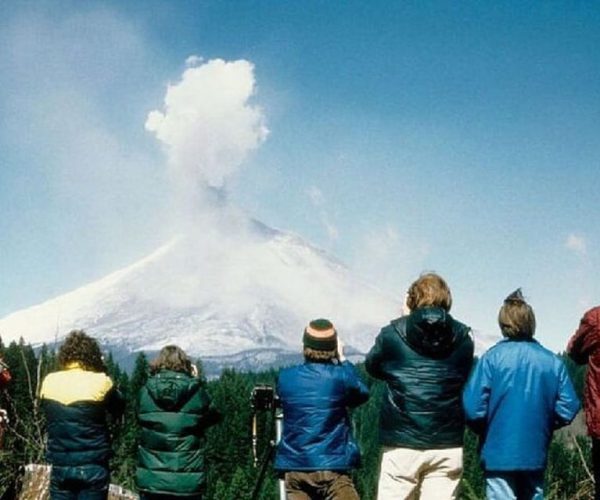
145, 57, 268, 216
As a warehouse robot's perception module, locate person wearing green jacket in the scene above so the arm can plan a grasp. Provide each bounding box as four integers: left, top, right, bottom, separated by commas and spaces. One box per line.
136, 345, 221, 500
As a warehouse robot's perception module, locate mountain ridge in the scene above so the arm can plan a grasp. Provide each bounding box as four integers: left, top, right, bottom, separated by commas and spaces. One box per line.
0, 220, 399, 359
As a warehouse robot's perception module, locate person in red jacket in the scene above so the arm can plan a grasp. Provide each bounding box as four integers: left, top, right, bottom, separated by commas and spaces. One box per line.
567, 305, 600, 500
0, 356, 11, 448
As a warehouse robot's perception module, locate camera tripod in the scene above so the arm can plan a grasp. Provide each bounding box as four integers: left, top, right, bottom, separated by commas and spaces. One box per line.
250, 385, 286, 500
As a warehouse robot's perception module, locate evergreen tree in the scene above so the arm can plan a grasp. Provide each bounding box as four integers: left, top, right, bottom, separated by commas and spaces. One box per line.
130, 352, 149, 400
460, 429, 485, 499
562, 351, 586, 400
352, 366, 383, 500
111, 351, 148, 489
104, 351, 122, 382
204, 369, 254, 497
0, 339, 48, 494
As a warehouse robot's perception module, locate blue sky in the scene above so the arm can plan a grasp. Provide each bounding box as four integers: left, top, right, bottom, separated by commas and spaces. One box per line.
1, 1, 599, 352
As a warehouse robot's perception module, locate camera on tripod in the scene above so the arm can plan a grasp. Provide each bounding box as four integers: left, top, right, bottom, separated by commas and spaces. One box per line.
251, 384, 279, 412
250, 384, 285, 499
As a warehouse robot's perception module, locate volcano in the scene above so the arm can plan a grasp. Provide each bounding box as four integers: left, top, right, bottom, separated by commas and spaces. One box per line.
0, 218, 399, 366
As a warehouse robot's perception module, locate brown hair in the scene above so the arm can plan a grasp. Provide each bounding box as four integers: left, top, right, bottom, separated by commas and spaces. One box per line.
57, 330, 106, 373
150, 345, 193, 375
498, 292, 536, 339
303, 346, 337, 363
406, 272, 452, 312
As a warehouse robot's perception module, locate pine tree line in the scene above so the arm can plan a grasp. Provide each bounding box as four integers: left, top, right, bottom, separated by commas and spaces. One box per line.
0, 338, 594, 499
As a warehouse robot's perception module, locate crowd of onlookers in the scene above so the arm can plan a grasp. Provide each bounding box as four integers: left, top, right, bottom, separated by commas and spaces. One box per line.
1, 272, 600, 500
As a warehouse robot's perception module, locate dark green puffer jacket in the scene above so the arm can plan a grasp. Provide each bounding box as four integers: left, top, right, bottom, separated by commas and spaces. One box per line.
136, 370, 220, 496
365, 307, 474, 449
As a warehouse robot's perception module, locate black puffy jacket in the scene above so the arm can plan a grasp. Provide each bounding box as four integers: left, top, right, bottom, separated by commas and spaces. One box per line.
365, 307, 474, 449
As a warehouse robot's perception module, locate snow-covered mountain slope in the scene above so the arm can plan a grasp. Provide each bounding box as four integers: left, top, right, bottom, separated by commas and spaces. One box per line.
0, 220, 400, 357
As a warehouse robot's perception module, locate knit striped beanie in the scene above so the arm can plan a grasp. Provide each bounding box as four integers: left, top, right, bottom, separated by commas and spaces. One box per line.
303, 318, 337, 351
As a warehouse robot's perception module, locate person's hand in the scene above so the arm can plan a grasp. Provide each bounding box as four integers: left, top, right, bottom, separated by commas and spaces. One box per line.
0, 409, 9, 426
191, 364, 199, 378
336, 337, 346, 362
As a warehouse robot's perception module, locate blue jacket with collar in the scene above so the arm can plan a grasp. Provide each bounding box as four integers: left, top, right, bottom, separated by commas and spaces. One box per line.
463, 338, 580, 471
274, 360, 369, 472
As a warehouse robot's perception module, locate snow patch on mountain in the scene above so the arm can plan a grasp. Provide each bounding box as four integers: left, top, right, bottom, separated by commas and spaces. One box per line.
0, 222, 399, 357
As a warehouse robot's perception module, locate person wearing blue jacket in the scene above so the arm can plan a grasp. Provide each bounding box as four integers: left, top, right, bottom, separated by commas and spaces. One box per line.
274, 318, 370, 499
463, 289, 580, 500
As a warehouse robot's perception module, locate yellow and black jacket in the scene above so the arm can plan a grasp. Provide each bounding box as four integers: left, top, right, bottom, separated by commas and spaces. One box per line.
40, 363, 124, 467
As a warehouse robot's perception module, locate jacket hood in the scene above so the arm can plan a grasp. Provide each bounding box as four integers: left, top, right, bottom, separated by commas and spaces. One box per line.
583, 306, 600, 332
145, 370, 200, 411
400, 307, 464, 358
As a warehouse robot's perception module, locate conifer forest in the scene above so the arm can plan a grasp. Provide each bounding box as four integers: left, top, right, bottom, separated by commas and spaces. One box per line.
0, 338, 593, 499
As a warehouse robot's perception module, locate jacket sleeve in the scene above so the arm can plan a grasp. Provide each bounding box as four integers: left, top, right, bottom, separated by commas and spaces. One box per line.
462, 355, 492, 435
342, 361, 369, 408
198, 388, 222, 428
553, 362, 581, 430
567, 309, 600, 365
105, 385, 125, 420
365, 329, 388, 380
0, 358, 11, 389
463, 330, 476, 376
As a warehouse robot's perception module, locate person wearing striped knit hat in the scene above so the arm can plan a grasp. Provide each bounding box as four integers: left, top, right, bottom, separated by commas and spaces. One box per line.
274, 319, 370, 499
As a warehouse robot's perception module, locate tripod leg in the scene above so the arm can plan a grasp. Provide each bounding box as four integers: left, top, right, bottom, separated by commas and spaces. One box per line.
250, 441, 276, 500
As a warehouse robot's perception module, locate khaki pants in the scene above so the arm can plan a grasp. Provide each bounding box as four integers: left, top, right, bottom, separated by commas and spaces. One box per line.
285, 471, 359, 500
376, 446, 463, 500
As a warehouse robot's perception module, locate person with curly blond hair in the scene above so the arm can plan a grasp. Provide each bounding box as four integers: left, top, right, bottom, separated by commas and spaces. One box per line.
40, 330, 124, 499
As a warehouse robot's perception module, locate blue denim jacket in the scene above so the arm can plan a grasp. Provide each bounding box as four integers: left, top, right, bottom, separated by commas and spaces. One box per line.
463, 339, 580, 471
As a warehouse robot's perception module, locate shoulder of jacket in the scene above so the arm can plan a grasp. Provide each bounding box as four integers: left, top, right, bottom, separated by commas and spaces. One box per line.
42, 369, 112, 386
451, 317, 472, 335
384, 317, 405, 337
369, 320, 405, 351
481, 339, 510, 357
389, 316, 405, 328
533, 341, 565, 362
41, 370, 113, 405
484, 338, 549, 355
452, 321, 474, 349
279, 364, 299, 375
525, 342, 568, 373
277, 364, 301, 381
337, 360, 358, 377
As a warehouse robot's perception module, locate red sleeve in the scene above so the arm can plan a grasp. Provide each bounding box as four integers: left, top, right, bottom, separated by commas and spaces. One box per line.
568, 307, 600, 365
0, 359, 11, 388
